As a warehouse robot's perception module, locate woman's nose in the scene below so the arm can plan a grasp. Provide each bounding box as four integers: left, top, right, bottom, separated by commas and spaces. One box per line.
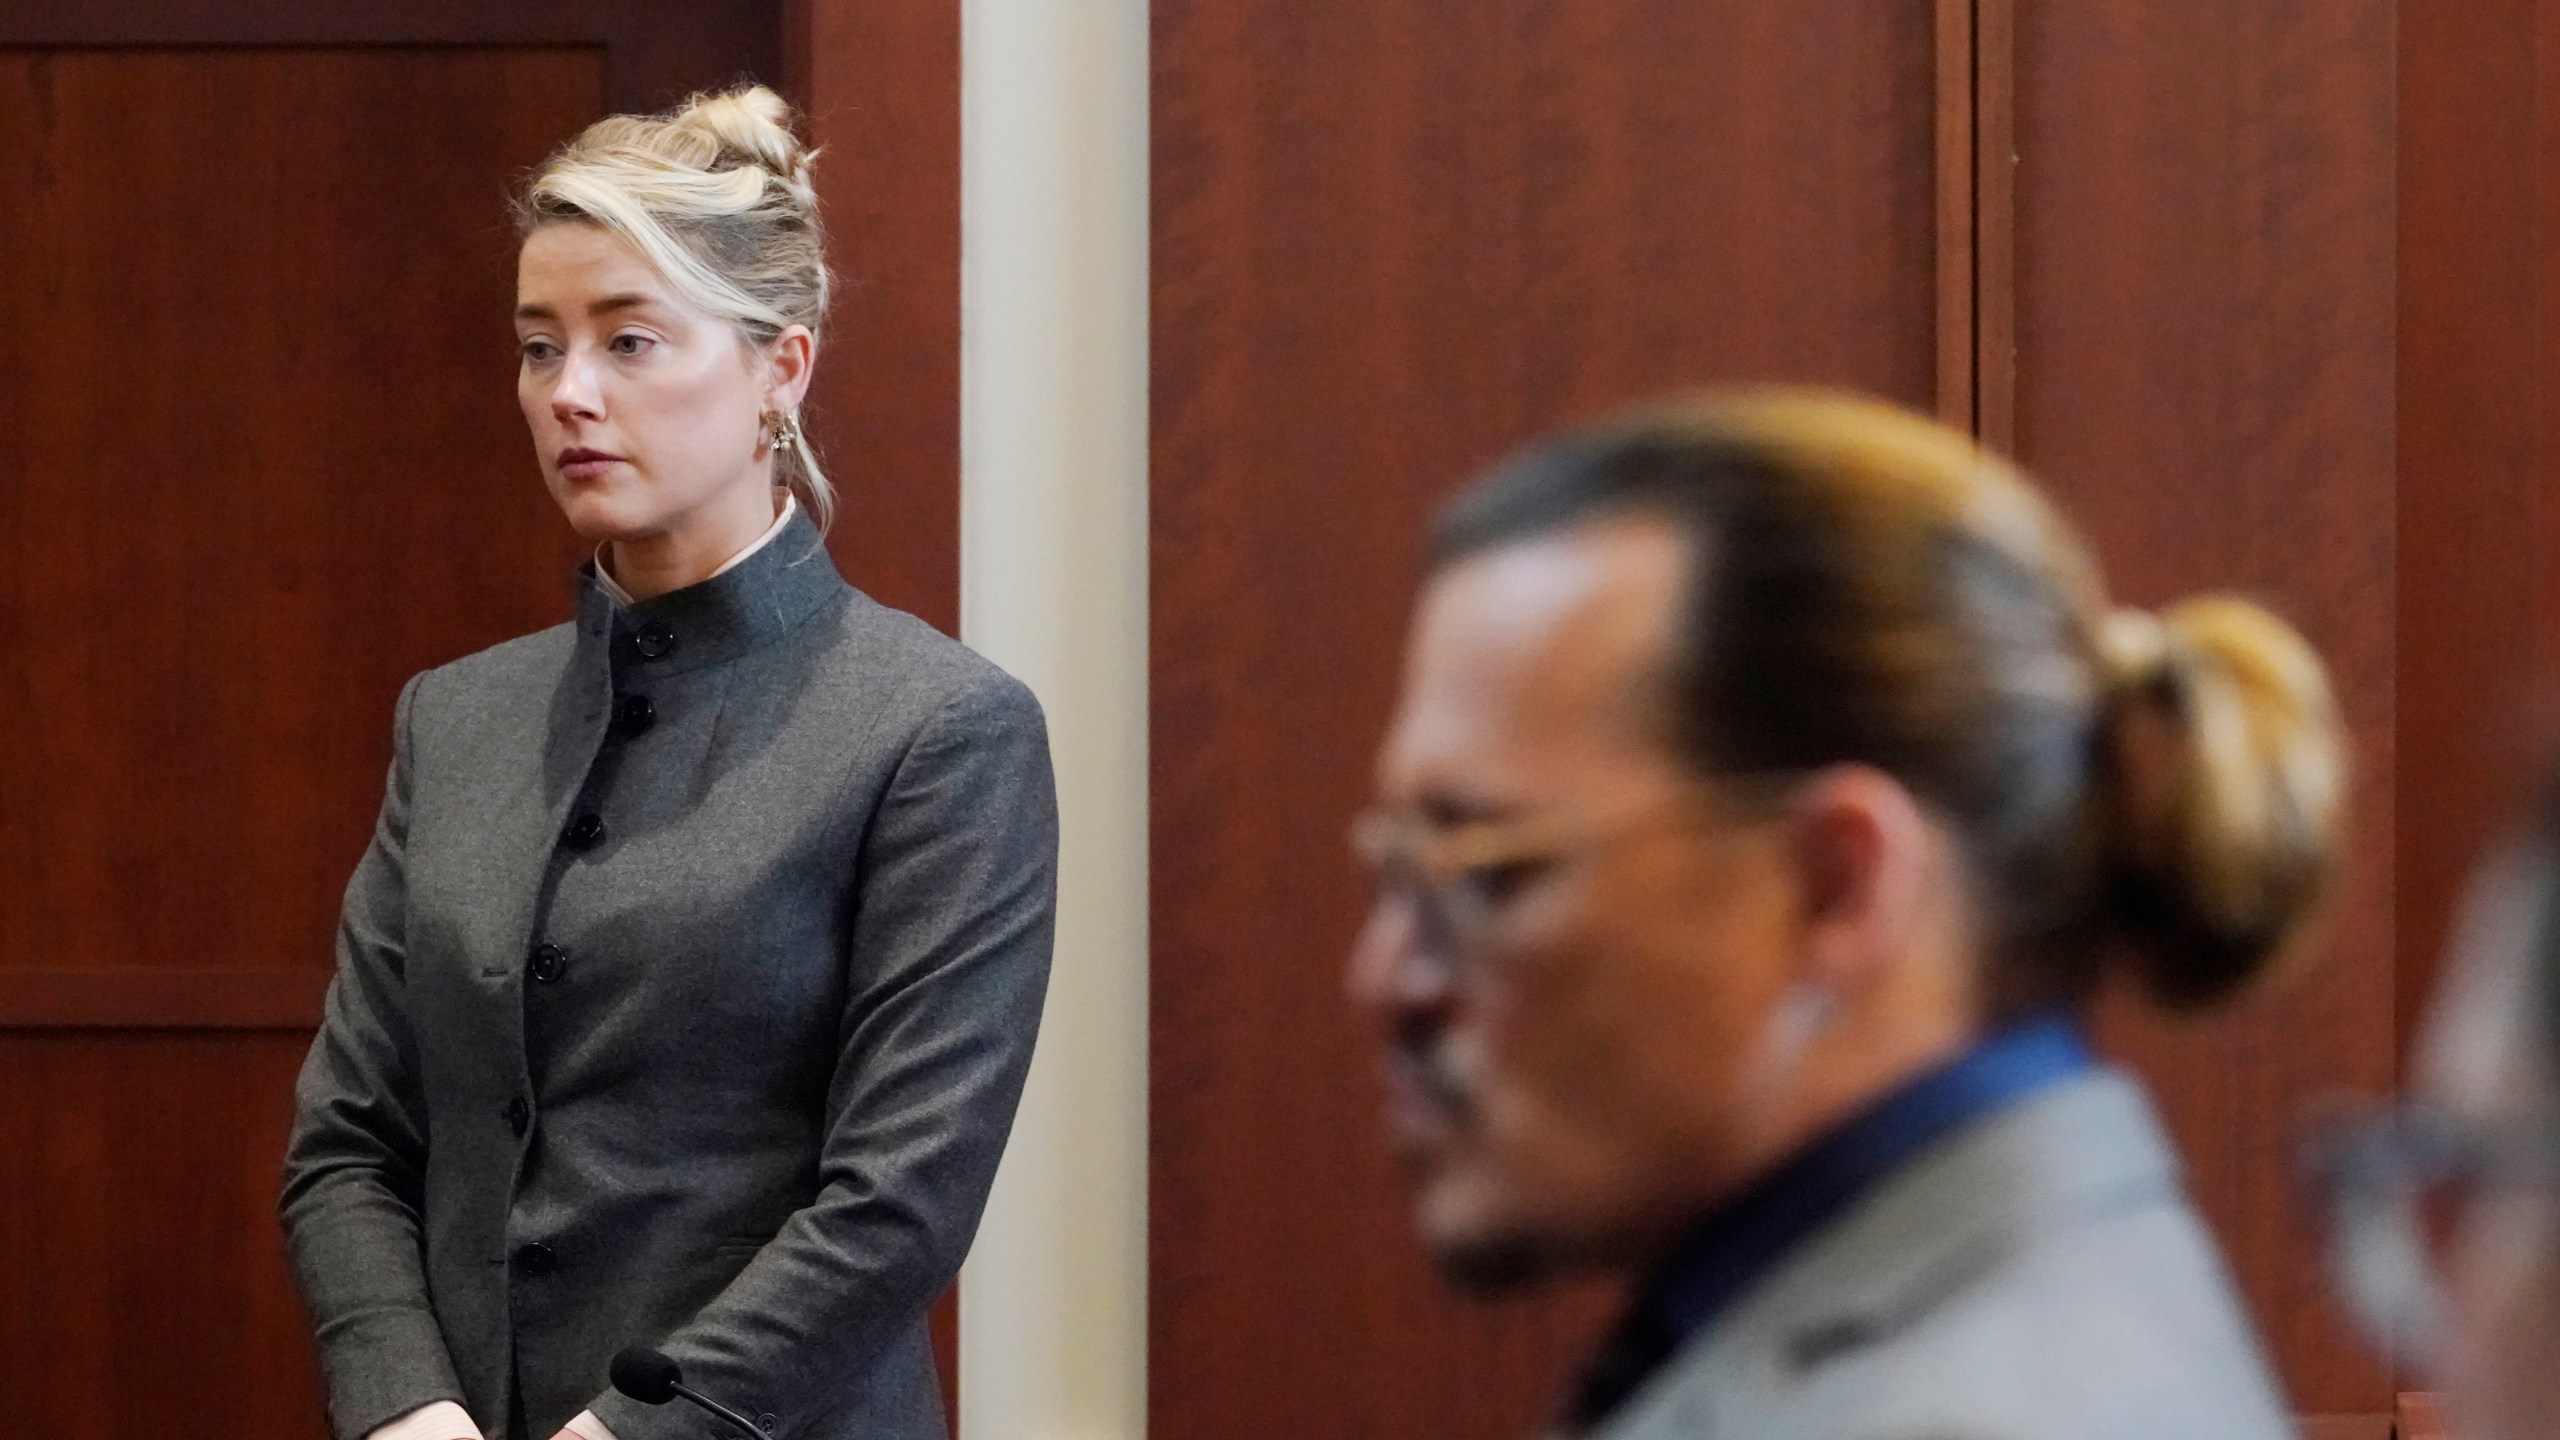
549, 354, 603, 421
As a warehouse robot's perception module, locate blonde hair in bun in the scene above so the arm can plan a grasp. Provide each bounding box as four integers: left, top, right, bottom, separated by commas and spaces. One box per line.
2096, 596, 2348, 1008
515, 84, 837, 528
1433, 390, 2351, 1018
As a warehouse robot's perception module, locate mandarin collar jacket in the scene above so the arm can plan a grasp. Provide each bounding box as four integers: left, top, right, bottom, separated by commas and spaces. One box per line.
281, 511, 1057, 1440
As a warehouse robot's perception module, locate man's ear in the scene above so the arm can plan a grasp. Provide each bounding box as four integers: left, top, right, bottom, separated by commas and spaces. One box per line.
1780, 765, 1936, 994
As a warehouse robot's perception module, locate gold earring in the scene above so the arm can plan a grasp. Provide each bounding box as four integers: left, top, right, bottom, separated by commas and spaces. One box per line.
766, 410, 804, 450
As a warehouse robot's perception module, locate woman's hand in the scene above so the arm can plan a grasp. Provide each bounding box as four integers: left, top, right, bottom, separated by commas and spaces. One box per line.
555, 1410, 621, 1440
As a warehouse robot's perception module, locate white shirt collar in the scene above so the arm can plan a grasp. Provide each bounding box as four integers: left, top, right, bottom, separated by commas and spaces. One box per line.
593, 493, 799, 608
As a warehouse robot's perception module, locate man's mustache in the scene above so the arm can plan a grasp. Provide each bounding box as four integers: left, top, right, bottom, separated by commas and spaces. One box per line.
1392, 1024, 1478, 1126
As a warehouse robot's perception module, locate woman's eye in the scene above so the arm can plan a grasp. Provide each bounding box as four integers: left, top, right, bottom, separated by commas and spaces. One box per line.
610, 333, 655, 357
519, 340, 559, 363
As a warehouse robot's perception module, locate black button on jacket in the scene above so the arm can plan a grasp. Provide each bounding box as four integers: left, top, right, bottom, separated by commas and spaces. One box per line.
279, 513, 1058, 1440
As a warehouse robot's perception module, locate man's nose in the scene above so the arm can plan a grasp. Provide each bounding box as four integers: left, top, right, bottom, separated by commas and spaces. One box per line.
1348, 900, 1455, 1019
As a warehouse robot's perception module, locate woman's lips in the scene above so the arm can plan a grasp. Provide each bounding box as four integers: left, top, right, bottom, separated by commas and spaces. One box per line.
557, 448, 625, 482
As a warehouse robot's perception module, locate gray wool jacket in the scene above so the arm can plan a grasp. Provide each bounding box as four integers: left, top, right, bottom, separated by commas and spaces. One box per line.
279, 512, 1056, 1440
1583, 1071, 2296, 1440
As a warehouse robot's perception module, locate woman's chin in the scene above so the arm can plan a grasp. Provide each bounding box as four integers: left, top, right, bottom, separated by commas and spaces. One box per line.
550, 486, 663, 544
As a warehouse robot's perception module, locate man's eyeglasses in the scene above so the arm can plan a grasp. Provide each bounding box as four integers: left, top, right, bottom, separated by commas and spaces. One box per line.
2302, 1101, 2560, 1366
1348, 796, 1711, 979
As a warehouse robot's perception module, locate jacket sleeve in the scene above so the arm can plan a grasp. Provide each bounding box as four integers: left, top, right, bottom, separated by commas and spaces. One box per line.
588, 668, 1059, 1440
279, 674, 470, 1440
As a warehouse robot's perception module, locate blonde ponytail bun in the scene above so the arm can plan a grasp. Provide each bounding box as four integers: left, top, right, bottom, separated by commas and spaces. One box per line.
2097, 596, 2348, 1008
670, 85, 818, 199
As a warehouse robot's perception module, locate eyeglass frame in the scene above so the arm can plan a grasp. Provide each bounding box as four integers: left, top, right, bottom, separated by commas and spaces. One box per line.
2300, 1099, 2560, 1367
1348, 774, 1797, 983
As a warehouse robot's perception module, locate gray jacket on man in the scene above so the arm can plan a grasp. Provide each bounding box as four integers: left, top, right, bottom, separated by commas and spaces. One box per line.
1587, 1072, 2296, 1440
280, 514, 1056, 1440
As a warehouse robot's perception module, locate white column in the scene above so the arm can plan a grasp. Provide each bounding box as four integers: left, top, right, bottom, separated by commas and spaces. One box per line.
956, 2, 1148, 1438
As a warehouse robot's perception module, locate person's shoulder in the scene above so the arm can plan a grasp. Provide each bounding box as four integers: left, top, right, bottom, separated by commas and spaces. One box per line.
1799, 1234, 2292, 1437
435, 619, 581, 682
816, 590, 1046, 735
396, 619, 581, 729
1609, 1077, 2291, 1440
1718, 1193, 2286, 1440
1619, 1262, 2292, 1440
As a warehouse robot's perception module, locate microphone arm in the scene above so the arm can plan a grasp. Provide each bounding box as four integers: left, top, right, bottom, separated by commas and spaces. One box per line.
609, 1345, 767, 1439
667, 1380, 766, 1439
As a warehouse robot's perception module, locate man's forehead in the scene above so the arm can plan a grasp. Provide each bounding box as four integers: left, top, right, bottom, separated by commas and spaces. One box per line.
1381, 519, 1690, 798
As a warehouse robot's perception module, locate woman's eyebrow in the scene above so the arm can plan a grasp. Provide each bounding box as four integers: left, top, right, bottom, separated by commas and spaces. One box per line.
511, 293, 661, 322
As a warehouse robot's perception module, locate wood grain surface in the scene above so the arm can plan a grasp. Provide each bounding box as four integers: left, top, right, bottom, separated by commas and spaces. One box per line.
790, 0, 963, 636
0, 46, 604, 1000
0, 0, 784, 132
0, 0, 607, 45
2010, 0, 2397, 1416
2397, 0, 2546, 1060
605, 0, 785, 115
1151, 4, 1940, 1433
0, 1033, 323, 1433
0, 44, 606, 1438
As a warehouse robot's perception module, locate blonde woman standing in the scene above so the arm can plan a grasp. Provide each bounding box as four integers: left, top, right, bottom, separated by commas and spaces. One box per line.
279, 88, 1055, 1440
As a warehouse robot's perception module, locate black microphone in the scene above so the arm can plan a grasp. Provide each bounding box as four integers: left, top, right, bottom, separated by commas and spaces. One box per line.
609, 1346, 767, 1439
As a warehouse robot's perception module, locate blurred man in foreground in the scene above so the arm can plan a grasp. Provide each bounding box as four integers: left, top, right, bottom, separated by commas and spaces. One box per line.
1351, 391, 2344, 1437
2318, 795, 2560, 1440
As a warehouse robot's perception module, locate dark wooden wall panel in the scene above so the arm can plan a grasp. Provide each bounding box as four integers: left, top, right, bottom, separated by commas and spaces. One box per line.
0, 0, 607, 44
2011, 2, 2396, 1416
791, 0, 963, 636
1151, 5, 1942, 1434
2395, 0, 2544, 1060
0, 45, 608, 1438
0, 0, 782, 115
2541, 2, 2560, 762
606, 0, 784, 114
0, 1034, 320, 1434
0, 48, 603, 991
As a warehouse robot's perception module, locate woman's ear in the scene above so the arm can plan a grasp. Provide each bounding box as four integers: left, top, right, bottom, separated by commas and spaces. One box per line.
765, 324, 816, 411
1781, 765, 1937, 995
